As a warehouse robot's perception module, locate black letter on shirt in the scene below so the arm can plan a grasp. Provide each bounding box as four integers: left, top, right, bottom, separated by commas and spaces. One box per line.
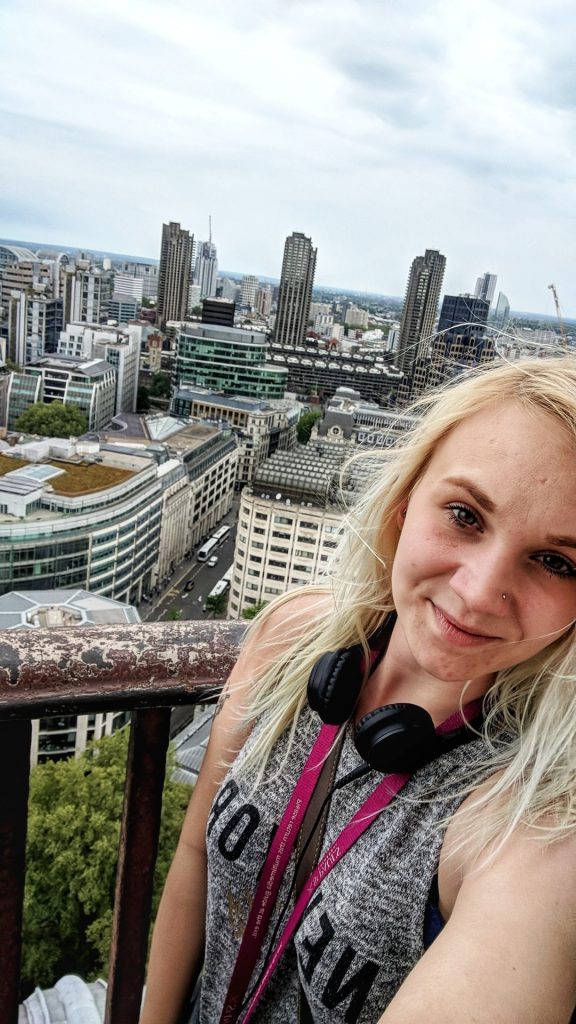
299, 911, 335, 983
207, 779, 238, 836
322, 947, 380, 1024
218, 804, 260, 861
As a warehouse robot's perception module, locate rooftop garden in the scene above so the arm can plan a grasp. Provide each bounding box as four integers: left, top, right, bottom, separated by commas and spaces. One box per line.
0, 455, 135, 496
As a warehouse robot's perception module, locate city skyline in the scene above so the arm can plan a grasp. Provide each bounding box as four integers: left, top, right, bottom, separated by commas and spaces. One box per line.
1, 1, 575, 314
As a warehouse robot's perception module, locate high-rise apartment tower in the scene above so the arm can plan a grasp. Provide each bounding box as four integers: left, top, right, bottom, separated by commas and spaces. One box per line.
397, 249, 446, 375
157, 221, 193, 328
274, 232, 317, 347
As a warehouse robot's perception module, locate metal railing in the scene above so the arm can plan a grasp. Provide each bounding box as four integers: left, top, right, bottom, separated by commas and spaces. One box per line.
0, 619, 245, 1024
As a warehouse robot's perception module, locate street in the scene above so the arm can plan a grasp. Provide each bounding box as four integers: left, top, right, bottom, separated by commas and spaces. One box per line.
140, 511, 238, 623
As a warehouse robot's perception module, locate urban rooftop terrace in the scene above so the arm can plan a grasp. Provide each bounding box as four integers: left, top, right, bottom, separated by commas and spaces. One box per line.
0, 618, 244, 1024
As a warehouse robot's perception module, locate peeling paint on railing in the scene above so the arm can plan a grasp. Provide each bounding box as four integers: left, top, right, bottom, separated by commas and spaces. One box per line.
0, 620, 245, 1024
0, 619, 246, 718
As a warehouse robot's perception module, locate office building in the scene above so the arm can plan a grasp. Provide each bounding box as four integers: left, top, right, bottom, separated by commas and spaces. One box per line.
255, 285, 273, 318
274, 232, 317, 347
107, 294, 139, 322
170, 388, 299, 484
0, 421, 237, 605
157, 221, 193, 328
194, 240, 218, 300
474, 272, 498, 305
6, 356, 116, 431
438, 294, 489, 341
58, 323, 142, 414
493, 292, 510, 328
174, 323, 288, 400
0, 439, 163, 603
201, 298, 235, 328
113, 273, 144, 302
396, 249, 446, 377
228, 440, 372, 618
120, 261, 158, 300
97, 413, 238, 553
240, 275, 258, 309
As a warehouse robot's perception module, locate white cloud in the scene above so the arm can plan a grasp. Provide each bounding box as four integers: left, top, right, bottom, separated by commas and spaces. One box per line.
0, 0, 575, 313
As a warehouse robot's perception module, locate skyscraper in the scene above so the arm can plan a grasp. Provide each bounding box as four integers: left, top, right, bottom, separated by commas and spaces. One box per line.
157, 221, 193, 328
438, 294, 489, 341
274, 232, 317, 347
397, 249, 446, 375
474, 272, 497, 305
194, 240, 218, 300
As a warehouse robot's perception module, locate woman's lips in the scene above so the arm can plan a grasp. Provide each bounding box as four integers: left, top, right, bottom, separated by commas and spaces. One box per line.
432, 603, 500, 646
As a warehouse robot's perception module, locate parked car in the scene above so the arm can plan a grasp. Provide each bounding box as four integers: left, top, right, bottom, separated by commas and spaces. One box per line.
207, 555, 218, 568
184, 579, 195, 591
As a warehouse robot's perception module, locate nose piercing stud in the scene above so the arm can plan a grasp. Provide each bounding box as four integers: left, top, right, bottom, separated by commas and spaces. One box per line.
502, 593, 507, 601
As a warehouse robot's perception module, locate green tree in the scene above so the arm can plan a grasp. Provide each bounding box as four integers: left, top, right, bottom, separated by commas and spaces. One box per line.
167, 607, 183, 621
22, 728, 189, 992
241, 600, 268, 620
16, 401, 88, 438
137, 385, 151, 412
297, 410, 322, 445
205, 591, 229, 617
149, 372, 171, 400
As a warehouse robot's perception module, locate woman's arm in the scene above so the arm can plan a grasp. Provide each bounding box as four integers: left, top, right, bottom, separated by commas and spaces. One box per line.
379, 825, 576, 1023
140, 591, 329, 1024
139, 665, 249, 1024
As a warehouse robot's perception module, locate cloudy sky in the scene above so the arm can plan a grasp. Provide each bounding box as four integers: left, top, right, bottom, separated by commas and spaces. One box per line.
2, 0, 575, 314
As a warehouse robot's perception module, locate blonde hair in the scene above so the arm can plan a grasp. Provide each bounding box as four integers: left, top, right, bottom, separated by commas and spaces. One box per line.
239, 356, 576, 853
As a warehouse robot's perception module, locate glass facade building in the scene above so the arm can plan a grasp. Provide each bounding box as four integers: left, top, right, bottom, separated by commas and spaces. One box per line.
174, 323, 287, 399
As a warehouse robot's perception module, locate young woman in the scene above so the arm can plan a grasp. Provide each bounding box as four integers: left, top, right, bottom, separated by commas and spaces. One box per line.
141, 357, 576, 1024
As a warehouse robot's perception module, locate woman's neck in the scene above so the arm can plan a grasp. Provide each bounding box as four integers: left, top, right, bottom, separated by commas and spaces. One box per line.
357, 621, 493, 726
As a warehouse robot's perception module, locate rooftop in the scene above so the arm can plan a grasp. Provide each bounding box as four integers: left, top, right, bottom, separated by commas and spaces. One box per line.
0, 454, 135, 496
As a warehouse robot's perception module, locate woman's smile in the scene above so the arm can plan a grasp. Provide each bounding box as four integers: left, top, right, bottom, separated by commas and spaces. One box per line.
430, 602, 502, 646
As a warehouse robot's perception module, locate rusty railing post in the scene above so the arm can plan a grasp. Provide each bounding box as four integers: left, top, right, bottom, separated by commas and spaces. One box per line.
0, 719, 32, 1024
105, 708, 173, 1024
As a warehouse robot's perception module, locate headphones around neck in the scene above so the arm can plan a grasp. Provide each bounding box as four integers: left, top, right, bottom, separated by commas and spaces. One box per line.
307, 616, 478, 774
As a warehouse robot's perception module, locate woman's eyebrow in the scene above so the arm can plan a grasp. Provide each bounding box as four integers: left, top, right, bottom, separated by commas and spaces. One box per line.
546, 534, 576, 550
443, 476, 496, 514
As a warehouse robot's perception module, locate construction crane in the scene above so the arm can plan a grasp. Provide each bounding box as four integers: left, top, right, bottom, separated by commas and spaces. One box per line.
548, 283, 568, 346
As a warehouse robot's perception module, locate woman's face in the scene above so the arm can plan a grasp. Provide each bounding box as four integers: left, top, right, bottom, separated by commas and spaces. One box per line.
390, 400, 576, 686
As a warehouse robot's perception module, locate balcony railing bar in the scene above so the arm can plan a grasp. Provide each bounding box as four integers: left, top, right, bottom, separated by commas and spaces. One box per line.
0, 620, 245, 1024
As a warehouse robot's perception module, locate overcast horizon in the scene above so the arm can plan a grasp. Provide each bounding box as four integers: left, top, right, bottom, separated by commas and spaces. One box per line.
2, 0, 575, 315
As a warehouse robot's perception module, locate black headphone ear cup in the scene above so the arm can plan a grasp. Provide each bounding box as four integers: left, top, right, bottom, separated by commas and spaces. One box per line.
354, 703, 439, 773
307, 644, 364, 725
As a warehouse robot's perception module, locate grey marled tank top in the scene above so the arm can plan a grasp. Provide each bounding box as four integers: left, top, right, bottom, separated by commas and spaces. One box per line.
201, 705, 492, 1024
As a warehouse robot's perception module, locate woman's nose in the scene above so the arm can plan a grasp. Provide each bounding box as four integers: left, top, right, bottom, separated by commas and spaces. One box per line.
449, 552, 511, 616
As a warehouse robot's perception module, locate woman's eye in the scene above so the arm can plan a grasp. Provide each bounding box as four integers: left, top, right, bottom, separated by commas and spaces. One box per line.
447, 504, 480, 529
536, 553, 576, 578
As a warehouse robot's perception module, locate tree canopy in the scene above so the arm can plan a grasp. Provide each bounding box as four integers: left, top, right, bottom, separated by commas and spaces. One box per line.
148, 372, 172, 399
15, 401, 88, 438
296, 409, 322, 445
22, 728, 189, 993
205, 591, 228, 617
241, 599, 268, 620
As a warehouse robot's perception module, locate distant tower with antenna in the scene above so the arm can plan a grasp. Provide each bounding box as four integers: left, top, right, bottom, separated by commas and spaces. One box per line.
194, 215, 218, 300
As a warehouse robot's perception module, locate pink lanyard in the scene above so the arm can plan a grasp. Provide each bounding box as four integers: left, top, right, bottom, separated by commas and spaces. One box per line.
218, 704, 479, 1024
